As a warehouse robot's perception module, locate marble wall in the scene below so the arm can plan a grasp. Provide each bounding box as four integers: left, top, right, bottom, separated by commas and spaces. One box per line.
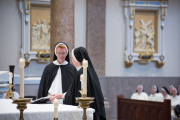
86, 0, 106, 76
14, 77, 180, 119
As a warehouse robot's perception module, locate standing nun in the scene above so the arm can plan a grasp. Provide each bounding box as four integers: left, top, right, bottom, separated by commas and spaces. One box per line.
148, 85, 161, 102
38, 42, 77, 104
131, 85, 149, 100
50, 47, 106, 120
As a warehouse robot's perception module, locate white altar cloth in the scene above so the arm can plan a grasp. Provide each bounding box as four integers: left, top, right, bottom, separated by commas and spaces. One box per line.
0, 99, 94, 120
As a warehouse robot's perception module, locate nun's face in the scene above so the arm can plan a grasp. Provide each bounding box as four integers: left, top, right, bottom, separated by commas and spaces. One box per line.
56, 47, 67, 63
177, 87, 180, 94
71, 55, 81, 68
137, 86, 142, 94
161, 89, 167, 96
168, 86, 173, 93
151, 86, 156, 94
172, 89, 177, 97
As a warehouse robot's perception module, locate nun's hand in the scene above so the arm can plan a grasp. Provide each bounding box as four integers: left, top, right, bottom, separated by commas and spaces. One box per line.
50, 95, 56, 102
55, 94, 63, 99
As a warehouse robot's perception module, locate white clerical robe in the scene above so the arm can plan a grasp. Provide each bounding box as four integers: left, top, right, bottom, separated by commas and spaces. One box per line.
159, 94, 171, 102
131, 92, 149, 100
148, 93, 161, 102
48, 60, 68, 104
171, 95, 180, 120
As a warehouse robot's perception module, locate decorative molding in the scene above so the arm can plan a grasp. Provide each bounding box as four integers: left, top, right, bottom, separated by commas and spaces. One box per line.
123, 0, 168, 68
19, 0, 50, 66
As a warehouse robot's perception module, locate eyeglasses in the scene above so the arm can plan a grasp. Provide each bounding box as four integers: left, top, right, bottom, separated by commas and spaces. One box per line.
56, 52, 66, 56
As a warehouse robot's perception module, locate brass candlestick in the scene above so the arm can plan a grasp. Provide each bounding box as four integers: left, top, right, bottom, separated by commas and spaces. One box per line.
76, 97, 94, 120
77, 89, 83, 108
12, 98, 32, 120
5, 84, 14, 99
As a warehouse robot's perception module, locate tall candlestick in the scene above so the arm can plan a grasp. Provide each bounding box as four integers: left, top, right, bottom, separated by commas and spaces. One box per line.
54, 98, 59, 118
19, 58, 25, 99
8, 72, 12, 84
82, 59, 88, 96
80, 74, 84, 90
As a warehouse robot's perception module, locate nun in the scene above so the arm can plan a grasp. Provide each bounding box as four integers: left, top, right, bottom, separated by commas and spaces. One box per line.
148, 85, 161, 102
50, 47, 106, 120
169, 85, 175, 95
171, 88, 180, 120
131, 85, 149, 100
177, 85, 180, 96
37, 42, 77, 104
160, 87, 171, 102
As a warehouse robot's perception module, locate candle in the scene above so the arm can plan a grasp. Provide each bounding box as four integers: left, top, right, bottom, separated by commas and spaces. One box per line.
82, 59, 88, 95
54, 98, 59, 118
80, 74, 84, 90
19, 58, 25, 99
8, 72, 12, 84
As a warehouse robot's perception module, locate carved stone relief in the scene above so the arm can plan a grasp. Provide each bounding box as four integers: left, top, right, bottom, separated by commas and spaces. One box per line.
32, 19, 50, 50
134, 19, 155, 52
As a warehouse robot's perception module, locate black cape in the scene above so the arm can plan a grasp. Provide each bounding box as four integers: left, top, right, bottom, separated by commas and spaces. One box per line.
38, 42, 77, 98
64, 47, 106, 120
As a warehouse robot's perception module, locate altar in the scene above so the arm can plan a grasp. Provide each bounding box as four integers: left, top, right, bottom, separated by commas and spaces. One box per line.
0, 99, 94, 120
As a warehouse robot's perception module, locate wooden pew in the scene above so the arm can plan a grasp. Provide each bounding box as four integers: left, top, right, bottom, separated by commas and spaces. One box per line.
117, 95, 171, 120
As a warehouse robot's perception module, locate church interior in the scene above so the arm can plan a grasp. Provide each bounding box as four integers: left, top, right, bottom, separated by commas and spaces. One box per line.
0, 0, 180, 120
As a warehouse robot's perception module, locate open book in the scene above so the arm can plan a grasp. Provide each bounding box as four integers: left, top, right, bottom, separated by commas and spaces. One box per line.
31, 97, 51, 104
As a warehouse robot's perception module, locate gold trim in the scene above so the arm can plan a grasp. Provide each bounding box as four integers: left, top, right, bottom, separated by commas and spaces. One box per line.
130, 25, 132, 29
129, 14, 134, 19
146, 2, 148, 5
37, 50, 50, 61
161, 17, 165, 20
163, 8, 166, 16
125, 61, 133, 68
125, 47, 127, 51
26, 1, 30, 10
132, 7, 135, 16
131, 1, 134, 4
163, 2, 166, 5
21, 44, 22, 48
138, 52, 154, 62
24, 53, 30, 68
156, 62, 164, 68
133, 9, 159, 54
25, 12, 29, 15
161, 25, 163, 29
25, 20, 28, 25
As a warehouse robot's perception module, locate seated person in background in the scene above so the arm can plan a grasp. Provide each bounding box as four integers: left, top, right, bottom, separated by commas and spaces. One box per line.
160, 86, 171, 102
131, 85, 148, 100
148, 85, 161, 102
171, 88, 180, 120
176, 85, 180, 96
37, 42, 77, 104
169, 85, 175, 95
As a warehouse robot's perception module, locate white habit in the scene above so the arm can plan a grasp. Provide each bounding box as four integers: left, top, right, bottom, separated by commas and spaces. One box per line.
48, 60, 68, 104
131, 92, 149, 100
171, 95, 180, 120
148, 93, 161, 102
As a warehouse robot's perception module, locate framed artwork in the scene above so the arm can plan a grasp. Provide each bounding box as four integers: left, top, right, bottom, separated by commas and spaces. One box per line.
19, 0, 50, 67
123, 1, 168, 68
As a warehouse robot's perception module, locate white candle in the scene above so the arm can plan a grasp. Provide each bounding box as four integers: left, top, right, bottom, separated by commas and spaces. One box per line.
19, 58, 25, 99
8, 72, 12, 84
82, 59, 88, 95
80, 74, 84, 90
54, 98, 59, 118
